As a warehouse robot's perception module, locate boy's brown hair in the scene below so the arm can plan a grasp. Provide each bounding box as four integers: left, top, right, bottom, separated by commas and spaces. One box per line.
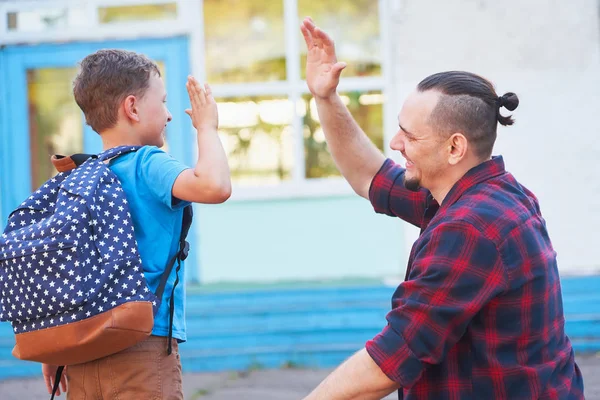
73, 49, 161, 133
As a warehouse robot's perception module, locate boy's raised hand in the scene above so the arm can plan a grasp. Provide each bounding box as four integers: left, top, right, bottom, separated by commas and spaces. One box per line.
185, 76, 218, 131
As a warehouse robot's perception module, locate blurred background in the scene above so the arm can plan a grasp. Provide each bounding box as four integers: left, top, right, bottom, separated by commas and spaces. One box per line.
0, 0, 599, 395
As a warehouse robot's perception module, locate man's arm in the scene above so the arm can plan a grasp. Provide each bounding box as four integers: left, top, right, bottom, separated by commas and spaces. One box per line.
301, 17, 385, 199
172, 76, 231, 204
304, 349, 400, 400
305, 222, 508, 398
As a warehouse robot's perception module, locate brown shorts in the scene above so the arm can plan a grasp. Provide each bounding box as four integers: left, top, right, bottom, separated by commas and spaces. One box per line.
66, 335, 183, 400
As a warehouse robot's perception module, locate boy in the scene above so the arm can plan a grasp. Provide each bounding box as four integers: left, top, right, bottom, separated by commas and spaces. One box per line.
41, 49, 231, 399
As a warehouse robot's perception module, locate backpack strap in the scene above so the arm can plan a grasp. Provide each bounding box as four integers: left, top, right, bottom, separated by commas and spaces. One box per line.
98, 146, 141, 162
51, 153, 95, 172
51, 146, 141, 172
49, 366, 65, 400
154, 204, 193, 355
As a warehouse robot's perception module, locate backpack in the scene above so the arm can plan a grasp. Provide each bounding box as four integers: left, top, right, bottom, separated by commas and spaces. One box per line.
0, 146, 192, 369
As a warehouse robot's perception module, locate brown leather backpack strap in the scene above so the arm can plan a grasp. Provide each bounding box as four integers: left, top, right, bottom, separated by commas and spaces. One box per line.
51, 153, 96, 172
51, 155, 78, 172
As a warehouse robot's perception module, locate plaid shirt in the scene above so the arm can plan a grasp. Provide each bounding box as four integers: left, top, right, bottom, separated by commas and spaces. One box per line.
366, 157, 584, 400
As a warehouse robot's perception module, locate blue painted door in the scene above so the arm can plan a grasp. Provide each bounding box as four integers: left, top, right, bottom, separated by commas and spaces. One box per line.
0, 36, 199, 281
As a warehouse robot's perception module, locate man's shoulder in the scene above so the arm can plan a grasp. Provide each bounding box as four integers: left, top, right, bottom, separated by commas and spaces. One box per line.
445, 176, 537, 243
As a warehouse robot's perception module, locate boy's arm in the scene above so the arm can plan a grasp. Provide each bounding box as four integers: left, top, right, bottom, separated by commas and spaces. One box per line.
172, 76, 231, 204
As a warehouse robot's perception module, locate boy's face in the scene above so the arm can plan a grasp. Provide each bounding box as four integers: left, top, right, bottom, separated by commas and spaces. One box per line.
135, 72, 172, 147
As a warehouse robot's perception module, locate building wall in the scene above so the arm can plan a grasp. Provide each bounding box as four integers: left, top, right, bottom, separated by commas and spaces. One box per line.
184, 0, 600, 282
1, 0, 598, 283
385, 0, 600, 274
195, 196, 406, 283
195, 0, 600, 282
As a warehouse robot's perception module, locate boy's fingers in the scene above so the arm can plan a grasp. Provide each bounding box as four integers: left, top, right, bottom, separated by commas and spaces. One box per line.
185, 81, 195, 103
186, 79, 195, 97
44, 376, 52, 394
192, 78, 206, 104
189, 77, 204, 106
185, 109, 192, 117
204, 83, 212, 97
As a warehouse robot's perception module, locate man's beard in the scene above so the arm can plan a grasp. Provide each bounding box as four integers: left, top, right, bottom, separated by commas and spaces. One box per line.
403, 175, 421, 192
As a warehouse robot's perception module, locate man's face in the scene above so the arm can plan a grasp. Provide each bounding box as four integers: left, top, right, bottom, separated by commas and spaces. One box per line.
135, 72, 172, 147
389, 90, 448, 192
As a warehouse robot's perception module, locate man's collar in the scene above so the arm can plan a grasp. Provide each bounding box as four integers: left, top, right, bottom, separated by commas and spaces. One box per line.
439, 156, 506, 207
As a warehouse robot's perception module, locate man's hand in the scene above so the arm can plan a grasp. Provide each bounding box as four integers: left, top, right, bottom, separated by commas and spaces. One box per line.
185, 76, 218, 132
42, 364, 67, 396
301, 17, 347, 100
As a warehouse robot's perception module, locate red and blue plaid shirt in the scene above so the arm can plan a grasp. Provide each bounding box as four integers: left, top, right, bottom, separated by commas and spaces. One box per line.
366, 156, 584, 399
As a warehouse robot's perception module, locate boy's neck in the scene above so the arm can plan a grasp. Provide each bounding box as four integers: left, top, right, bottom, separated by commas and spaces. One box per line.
99, 127, 142, 151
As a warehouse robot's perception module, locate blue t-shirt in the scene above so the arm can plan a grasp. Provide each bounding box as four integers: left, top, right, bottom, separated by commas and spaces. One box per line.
109, 146, 190, 342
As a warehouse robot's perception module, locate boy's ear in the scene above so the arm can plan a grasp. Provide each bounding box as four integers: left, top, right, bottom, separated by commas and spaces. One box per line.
123, 95, 140, 122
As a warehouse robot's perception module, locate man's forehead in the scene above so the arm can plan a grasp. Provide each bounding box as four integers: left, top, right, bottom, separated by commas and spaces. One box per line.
399, 91, 440, 124
403, 90, 441, 112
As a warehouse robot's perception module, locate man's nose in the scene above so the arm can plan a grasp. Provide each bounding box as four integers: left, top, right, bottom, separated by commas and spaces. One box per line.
390, 131, 404, 152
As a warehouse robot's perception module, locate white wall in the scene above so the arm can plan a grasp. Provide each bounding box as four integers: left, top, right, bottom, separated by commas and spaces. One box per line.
388, 0, 600, 274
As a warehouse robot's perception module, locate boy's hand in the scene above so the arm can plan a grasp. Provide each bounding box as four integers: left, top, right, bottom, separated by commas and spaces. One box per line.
42, 363, 67, 396
185, 76, 218, 132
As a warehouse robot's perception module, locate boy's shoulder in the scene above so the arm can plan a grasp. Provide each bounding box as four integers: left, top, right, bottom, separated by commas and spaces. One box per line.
110, 146, 190, 210
110, 146, 186, 177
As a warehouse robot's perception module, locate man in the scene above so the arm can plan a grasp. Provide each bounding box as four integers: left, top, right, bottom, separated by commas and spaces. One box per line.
300, 17, 584, 400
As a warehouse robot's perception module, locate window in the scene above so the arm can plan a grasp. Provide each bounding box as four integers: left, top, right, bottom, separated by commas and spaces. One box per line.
216, 95, 294, 184
6, 7, 87, 32
204, 0, 386, 190
98, 3, 178, 24
203, 0, 286, 83
302, 91, 384, 179
0, 0, 388, 197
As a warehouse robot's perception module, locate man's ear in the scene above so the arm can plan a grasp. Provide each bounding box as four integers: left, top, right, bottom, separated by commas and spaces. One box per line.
123, 95, 140, 123
448, 133, 468, 165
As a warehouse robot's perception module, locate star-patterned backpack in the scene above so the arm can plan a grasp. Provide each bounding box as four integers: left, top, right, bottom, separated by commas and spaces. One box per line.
0, 146, 192, 371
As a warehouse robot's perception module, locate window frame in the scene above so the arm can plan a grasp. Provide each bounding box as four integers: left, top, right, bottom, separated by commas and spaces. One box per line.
0, 0, 397, 201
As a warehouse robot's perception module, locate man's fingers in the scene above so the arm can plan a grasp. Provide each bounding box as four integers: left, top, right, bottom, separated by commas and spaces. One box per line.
303, 17, 316, 31
204, 83, 212, 98
332, 62, 347, 80
300, 23, 313, 48
314, 27, 336, 54
185, 109, 192, 117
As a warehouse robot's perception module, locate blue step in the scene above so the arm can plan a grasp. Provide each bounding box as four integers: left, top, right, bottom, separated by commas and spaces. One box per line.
0, 276, 598, 380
